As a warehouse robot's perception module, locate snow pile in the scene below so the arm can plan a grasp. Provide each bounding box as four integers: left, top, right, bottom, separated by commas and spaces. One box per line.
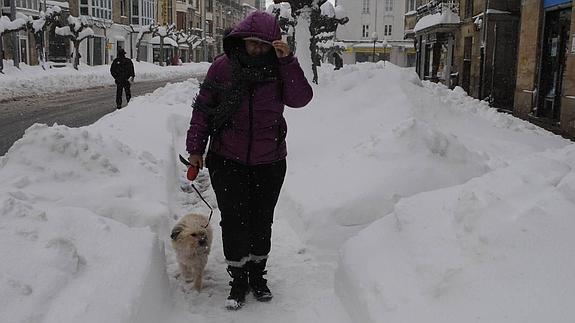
0, 78, 206, 323
414, 9, 460, 32
1, 59, 574, 323
0, 124, 174, 323
0, 61, 210, 101
336, 145, 575, 323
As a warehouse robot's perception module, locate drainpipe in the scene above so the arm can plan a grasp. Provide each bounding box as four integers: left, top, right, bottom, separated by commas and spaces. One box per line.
490, 23, 497, 106
481, 0, 489, 101
10, 0, 20, 68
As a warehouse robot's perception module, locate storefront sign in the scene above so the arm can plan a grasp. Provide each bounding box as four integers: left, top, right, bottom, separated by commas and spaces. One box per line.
544, 0, 571, 8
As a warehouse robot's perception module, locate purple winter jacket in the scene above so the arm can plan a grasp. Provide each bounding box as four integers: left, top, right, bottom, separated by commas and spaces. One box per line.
186, 11, 313, 165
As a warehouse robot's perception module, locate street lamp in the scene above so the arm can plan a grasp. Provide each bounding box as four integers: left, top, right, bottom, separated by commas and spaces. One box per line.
370, 32, 378, 63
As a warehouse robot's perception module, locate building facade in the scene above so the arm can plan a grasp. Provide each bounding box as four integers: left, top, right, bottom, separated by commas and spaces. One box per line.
413, 0, 460, 85
514, 0, 575, 137
413, 0, 520, 110
336, 0, 415, 67
1, 0, 43, 65
455, 0, 520, 109
67, 0, 157, 65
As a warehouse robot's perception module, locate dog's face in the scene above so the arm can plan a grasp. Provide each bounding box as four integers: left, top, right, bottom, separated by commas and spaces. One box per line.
171, 223, 211, 251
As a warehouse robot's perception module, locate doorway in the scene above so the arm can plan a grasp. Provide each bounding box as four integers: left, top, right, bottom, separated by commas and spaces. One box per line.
19, 37, 28, 65
537, 7, 571, 121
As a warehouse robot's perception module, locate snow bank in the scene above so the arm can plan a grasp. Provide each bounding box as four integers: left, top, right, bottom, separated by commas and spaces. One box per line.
295, 64, 575, 323
336, 144, 575, 323
0, 79, 203, 323
0, 61, 209, 101
0, 125, 173, 323
282, 63, 567, 250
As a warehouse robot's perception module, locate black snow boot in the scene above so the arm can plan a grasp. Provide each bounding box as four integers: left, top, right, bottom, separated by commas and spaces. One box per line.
226, 266, 249, 310
248, 260, 273, 302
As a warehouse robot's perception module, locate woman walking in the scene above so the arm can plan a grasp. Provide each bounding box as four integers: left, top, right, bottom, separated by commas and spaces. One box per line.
186, 11, 313, 310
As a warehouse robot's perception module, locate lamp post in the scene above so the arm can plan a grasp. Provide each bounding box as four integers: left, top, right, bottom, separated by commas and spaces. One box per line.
370, 32, 378, 63
382, 37, 389, 66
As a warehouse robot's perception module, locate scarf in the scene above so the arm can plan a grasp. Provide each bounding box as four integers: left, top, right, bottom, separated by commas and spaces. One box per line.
193, 49, 279, 135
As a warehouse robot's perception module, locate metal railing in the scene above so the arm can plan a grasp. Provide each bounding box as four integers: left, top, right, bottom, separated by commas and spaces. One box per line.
416, 0, 459, 19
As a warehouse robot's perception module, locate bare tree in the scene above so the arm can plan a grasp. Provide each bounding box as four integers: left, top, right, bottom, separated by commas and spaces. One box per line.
135, 24, 158, 62
123, 25, 141, 59
55, 15, 94, 70
272, 0, 348, 84
268, 3, 296, 49
30, 6, 62, 70
153, 24, 176, 66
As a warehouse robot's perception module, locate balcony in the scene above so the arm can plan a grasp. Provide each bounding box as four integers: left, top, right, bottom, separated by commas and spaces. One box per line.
416, 0, 459, 20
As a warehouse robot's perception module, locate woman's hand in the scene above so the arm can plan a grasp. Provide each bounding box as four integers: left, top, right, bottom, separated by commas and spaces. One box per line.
272, 40, 291, 58
188, 154, 204, 169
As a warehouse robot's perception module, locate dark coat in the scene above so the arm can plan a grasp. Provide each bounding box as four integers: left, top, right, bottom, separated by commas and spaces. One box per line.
186, 11, 313, 165
110, 57, 135, 84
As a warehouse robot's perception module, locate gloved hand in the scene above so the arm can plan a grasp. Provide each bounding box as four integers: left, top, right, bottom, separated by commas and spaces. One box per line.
188, 154, 203, 169
129, 76, 134, 83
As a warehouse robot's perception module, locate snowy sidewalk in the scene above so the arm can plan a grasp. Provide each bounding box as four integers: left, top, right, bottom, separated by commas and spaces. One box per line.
0, 60, 210, 101
1, 62, 574, 323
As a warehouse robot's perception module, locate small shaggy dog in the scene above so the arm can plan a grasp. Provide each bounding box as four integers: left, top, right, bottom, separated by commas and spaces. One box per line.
171, 213, 213, 291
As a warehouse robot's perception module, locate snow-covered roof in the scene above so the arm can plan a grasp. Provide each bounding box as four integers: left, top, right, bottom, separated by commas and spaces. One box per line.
150, 36, 178, 47
414, 10, 460, 33
486, 9, 511, 14
46, 0, 69, 9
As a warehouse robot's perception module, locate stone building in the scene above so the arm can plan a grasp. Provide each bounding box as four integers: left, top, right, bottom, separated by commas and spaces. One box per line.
413, 0, 520, 110
514, 0, 575, 137
1, 0, 44, 66
454, 0, 520, 109
413, 0, 460, 85
336, 0, 414, 66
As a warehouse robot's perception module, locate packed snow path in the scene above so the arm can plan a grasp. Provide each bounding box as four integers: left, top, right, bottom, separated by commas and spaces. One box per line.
1, 63, 574, 323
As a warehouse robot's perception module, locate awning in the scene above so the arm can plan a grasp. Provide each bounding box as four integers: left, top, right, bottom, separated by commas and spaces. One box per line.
112, 35, 126, 41
178, 43, 189, 49
150, 36, 178, 47
544, 0, 571, 8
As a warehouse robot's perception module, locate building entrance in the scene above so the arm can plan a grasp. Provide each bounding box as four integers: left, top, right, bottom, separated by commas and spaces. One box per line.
537, 7, 572, 122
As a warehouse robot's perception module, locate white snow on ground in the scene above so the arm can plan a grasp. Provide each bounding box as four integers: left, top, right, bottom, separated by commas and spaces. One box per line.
0, 60, 210, 101
1, 61, 574, 323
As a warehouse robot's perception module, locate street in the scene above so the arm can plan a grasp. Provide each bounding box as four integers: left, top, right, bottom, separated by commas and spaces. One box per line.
0, 75, 199, 156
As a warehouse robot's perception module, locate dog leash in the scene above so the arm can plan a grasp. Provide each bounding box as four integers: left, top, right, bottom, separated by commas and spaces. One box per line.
179, 154, 213, 228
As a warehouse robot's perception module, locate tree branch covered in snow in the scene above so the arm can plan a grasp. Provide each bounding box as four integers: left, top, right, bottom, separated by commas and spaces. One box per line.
56, 15, 94, 70
152, 24, 176, 65
135, 24, 158, 62
272, 0, 348, 84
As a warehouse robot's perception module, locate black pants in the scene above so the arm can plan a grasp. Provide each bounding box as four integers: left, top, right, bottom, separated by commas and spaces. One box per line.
116, 81, 131, 107
207, 153, 286, 268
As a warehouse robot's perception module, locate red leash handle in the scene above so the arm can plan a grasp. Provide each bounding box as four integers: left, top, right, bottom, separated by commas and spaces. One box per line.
186, 165, 199, 181
179, 154, 213, 228
179, 154, 199, 181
